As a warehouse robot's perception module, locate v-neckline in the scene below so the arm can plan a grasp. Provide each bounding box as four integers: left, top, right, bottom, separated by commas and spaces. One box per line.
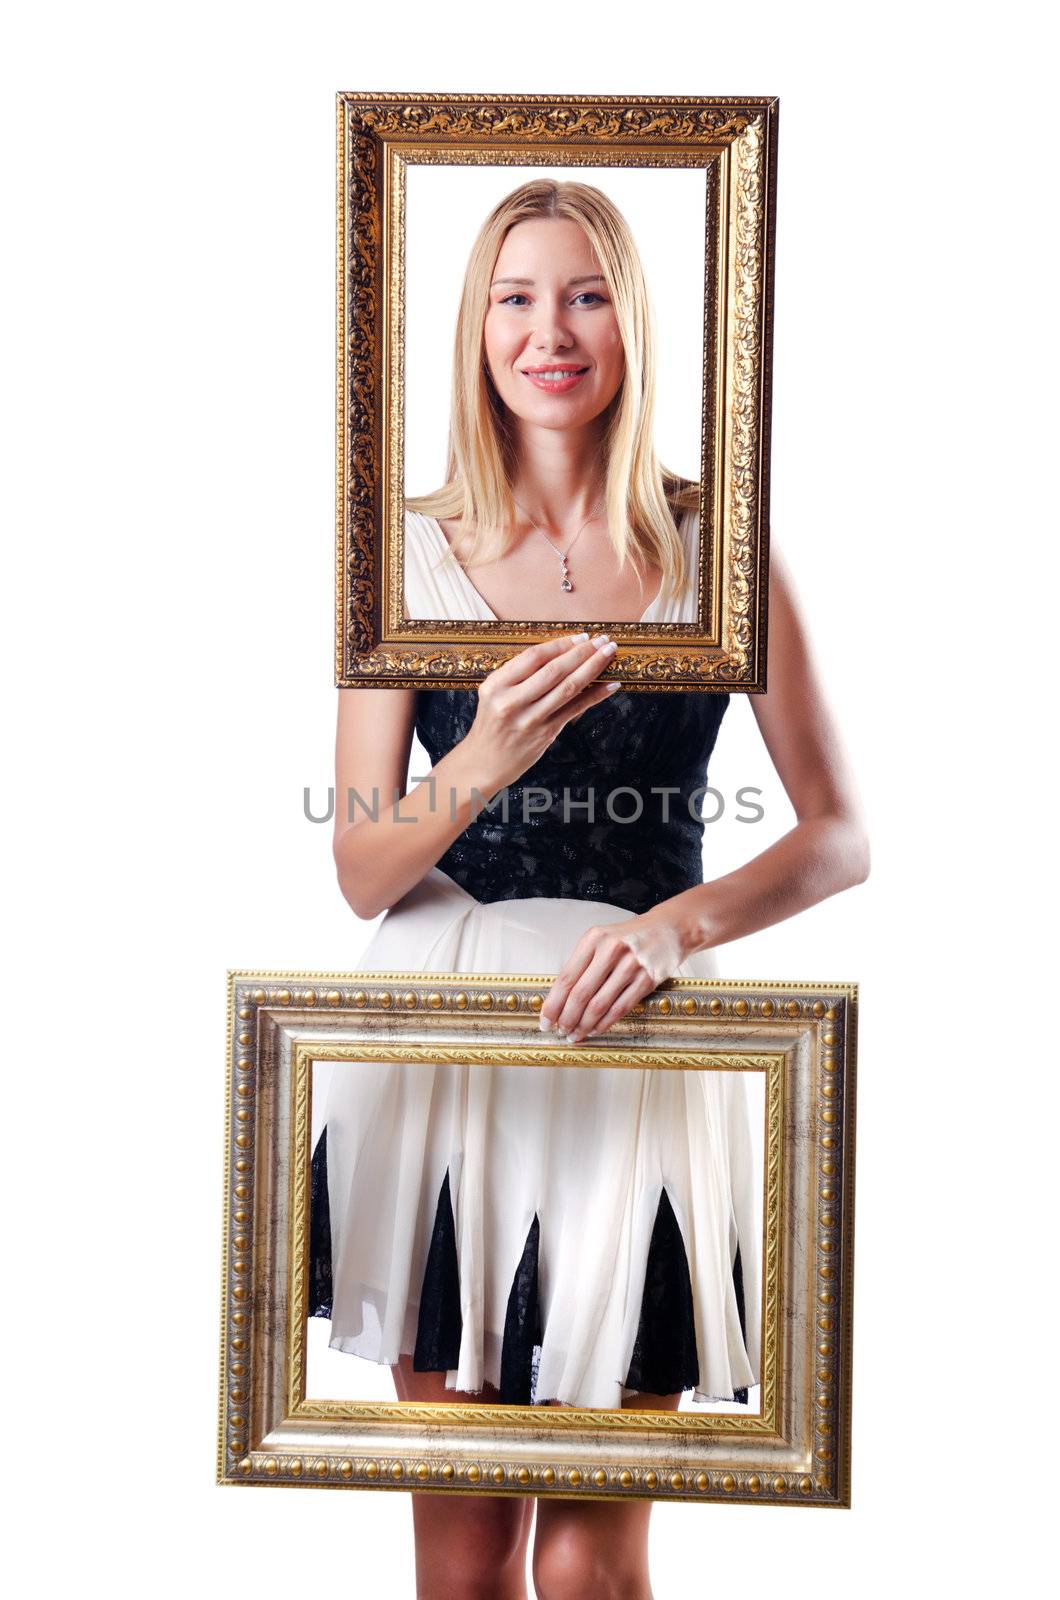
424, 515, 667, 625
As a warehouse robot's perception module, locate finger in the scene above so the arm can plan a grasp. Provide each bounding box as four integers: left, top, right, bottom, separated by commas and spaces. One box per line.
563, 954, 642, 1041
554, 943, 628, 1037
577, 970, 659, 1041
489, 633, 593, 690
546, 676, 622, 733
507, 634, 613, 709
539, 930, 602, 1029
534, 639, 619, 720
561, 952, 641, 1040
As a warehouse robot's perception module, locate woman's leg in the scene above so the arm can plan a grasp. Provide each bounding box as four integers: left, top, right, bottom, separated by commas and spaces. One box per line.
392, 1354, 535, 1600
530, 1388, 682, 1600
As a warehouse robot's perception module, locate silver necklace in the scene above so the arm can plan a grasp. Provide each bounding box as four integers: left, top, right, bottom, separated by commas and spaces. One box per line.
515, 498, 602, 593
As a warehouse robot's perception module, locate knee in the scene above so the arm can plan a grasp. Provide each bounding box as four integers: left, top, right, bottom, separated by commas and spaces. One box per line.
415, 1497, 528, 1595
465, 1501, 529, 1576
533, 1523, 641, 1600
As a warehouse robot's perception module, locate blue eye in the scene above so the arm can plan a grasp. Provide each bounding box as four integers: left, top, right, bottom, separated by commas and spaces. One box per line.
500, 293, 531, 306
572, 292, 605, 306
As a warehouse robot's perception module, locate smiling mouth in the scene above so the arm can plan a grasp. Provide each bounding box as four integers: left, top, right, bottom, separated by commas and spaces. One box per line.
520, 366, 590, 391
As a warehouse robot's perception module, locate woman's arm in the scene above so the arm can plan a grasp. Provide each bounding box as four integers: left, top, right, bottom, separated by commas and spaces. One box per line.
334, 635, 620, 920
665, 543, 870, 952
541, 548, 870, 1040
333, 685, 515, 921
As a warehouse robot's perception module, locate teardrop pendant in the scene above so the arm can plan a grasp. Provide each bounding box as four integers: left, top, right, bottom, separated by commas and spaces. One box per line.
561, 578, 573, 592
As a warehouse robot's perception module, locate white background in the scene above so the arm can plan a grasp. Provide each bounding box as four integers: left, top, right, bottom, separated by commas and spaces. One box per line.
3, 3, 1054, 1595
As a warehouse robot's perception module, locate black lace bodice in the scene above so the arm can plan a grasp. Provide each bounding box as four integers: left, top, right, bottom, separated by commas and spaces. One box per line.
413, 687, 729, 916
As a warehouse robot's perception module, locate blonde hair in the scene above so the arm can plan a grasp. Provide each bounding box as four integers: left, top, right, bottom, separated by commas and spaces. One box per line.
407, 179, 699, 599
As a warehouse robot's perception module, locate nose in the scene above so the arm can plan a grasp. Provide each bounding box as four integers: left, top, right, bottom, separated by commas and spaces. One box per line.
531, 298, 575, 354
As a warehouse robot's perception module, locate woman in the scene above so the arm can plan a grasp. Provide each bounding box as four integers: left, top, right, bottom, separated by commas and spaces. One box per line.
319, 181, 869, 1599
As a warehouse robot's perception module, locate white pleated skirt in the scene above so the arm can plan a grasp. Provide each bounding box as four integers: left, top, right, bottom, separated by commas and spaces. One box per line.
317, 868, 761, 1410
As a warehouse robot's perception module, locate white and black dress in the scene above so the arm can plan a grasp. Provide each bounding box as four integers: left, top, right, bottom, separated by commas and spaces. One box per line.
307, 509, 761, 1409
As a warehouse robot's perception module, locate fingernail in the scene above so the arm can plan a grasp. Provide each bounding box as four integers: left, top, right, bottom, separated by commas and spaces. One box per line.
571, 631, 589, 642
592, 634, 612, 650
539, 1014, 554, 1032
600, 640, 617, 657
606, 682, 621, 693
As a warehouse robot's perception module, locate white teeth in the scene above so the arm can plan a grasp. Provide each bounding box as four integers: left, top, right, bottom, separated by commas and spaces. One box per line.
528, 370, 584, 381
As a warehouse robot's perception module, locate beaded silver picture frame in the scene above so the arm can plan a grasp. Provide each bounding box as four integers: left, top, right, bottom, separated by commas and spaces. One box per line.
217, 969, 856, 1506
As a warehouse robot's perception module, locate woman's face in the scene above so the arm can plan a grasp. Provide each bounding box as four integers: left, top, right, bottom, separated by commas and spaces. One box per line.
483, 217, 625, 432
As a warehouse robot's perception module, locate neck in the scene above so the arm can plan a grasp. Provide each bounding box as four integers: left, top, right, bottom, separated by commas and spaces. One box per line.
509, 418, 606, 532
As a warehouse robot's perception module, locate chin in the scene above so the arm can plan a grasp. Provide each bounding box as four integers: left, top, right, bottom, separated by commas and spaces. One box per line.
505, 394, 612, 431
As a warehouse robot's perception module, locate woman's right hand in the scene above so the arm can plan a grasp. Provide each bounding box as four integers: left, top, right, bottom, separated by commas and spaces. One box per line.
460, 632, 619, 793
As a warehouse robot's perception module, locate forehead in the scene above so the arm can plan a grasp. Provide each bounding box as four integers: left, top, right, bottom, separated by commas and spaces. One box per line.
492, 216, 602, 278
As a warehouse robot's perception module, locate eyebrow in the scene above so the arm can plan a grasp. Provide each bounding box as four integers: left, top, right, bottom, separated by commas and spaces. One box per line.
490, 274, 607, 288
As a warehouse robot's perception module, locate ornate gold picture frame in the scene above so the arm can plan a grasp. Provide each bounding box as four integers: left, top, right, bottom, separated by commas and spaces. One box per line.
335, 92, 778, 691
218, 969, 855, 1506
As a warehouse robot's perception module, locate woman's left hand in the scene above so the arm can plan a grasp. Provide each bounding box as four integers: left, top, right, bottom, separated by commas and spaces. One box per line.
539, 906, 698, 1044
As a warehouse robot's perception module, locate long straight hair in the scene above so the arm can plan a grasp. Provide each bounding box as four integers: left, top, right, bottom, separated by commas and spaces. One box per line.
407, 179, 699, 598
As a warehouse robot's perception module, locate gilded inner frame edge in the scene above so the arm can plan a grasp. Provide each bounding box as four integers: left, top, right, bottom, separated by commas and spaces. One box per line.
382, 144, 725, 650
289, 1041, 783, 1435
